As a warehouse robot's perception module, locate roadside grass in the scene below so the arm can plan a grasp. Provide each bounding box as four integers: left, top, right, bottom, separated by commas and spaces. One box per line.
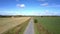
34, 18, 40, 34
34, 23, 40, 34
19, 19, 30, 34
2, 18, 30, 34
34, 16, 60, 34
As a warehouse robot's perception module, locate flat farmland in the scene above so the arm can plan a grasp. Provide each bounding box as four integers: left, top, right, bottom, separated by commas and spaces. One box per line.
34, 16, 60, 34
0, 17, 31, 34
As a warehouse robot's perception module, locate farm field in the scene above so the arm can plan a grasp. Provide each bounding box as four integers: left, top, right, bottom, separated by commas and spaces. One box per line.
0, 17, 31, 34
34, 16, 60, 34
34, 23, 40, 34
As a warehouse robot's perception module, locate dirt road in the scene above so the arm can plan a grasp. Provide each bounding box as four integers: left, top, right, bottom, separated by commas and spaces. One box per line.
23, 18, 34, 34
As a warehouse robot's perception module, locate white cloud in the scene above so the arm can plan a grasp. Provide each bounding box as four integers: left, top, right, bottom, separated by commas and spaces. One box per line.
40, 10, 50, 15
1, 10, 60, 16
40, 3, 48, 6
47, 4, 60, 7
17, 4, 25, 8
39, 10, 60, 16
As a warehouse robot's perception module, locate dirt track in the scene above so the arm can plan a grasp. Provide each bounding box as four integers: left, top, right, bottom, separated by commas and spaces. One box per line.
0, 17, 31, 34
23, 18, 34, 34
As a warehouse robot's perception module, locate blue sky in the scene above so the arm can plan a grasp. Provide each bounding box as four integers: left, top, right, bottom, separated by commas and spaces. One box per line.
0, 0, 60, 15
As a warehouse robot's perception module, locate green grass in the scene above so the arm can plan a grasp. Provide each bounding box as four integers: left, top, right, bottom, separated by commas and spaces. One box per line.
34, 16, 60, 34
34, 23, 40, 34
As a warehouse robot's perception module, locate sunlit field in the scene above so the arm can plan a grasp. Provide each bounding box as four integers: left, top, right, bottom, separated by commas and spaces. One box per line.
0, 17, 31, 34
34, 16, 60, 34
0, 16, 60, 34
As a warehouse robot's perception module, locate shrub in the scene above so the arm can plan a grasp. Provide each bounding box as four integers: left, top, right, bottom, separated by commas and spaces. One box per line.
34, 19, 38, 23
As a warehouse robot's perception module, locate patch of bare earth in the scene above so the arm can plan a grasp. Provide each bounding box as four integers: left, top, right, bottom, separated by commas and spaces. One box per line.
37, 23, 54, 34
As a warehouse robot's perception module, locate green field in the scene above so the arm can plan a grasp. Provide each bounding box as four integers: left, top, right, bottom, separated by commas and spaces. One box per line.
34, 16, 60, 34
34, 23, 40, 34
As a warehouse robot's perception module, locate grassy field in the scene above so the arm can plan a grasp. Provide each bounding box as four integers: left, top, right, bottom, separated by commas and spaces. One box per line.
0, 17, 31, 34
34, 23, 40, 34
34, 16, 60, 34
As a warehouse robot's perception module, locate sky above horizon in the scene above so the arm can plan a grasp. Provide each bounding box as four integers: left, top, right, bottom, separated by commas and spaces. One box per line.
0, 0, 60, 15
